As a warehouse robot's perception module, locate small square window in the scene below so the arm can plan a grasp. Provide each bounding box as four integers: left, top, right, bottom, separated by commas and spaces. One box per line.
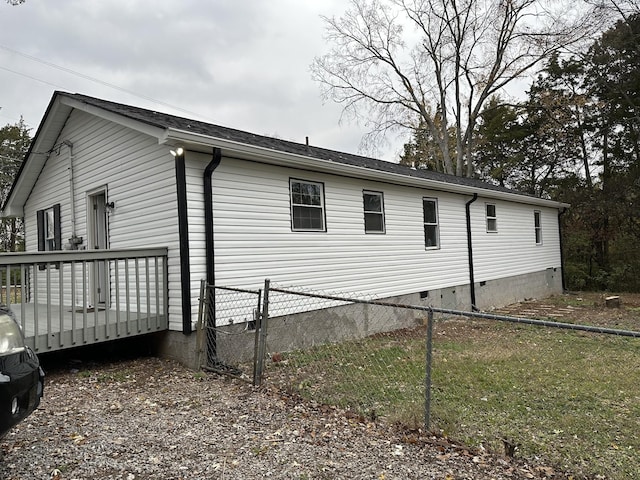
363, 191, 385, 233
290, 179, 326, 231
486, 203, 497, 233
534, 210, 543, 245
423, 198, 439, 249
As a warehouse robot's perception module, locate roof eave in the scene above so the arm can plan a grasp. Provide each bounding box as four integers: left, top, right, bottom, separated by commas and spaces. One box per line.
58, 95, 167, 140
2, 93, 73, 218
3, 93, 170, 218
163, 128, 570, 210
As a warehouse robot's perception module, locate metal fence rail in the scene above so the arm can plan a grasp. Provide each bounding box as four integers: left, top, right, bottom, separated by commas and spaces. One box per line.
260, 284, 640, 416
0, 248, 169, 352
433, 306, 640, 338
196, 280, 640, 478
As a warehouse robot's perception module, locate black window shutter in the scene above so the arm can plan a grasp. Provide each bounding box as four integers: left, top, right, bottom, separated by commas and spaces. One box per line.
36, 209, 45, 251
53, 203, 62, 250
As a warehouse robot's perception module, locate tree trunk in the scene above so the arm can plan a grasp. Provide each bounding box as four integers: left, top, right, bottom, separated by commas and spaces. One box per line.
598, 127, 611, 272
577, 117, 593, 188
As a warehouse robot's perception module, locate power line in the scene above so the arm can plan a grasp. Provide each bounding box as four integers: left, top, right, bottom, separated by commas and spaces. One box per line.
0, 65, 65, 90
0, 44, 213, 121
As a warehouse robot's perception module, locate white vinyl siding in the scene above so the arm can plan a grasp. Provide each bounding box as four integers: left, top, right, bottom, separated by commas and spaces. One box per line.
472, 200, 560, 283
183, 152, 210, 329
209, 159, 562, 300
23, 129, 72, 307
211, 158, 470, 297
23, 111, 182, 329
19, 106, 566, 334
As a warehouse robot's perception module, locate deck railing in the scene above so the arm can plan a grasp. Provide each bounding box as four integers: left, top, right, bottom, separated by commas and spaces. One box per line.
0, 248, 169, 353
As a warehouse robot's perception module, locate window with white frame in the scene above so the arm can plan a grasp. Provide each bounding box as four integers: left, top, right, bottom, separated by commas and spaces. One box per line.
423, 198, 440, 248
486, 203, 497, 232
534, 210, 543, 245
363, 190, 385, 233
45, 208, 56, 249
37, 204, 61, 251
290, 179, 326, 231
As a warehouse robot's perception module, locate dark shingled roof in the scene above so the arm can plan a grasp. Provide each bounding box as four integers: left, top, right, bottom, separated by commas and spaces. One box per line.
63, 92, 532, 199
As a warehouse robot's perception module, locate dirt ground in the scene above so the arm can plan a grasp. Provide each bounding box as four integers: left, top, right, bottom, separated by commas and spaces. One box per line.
1, 292, 637, 479
1, 356, 554, 480
491, 291, 640, 330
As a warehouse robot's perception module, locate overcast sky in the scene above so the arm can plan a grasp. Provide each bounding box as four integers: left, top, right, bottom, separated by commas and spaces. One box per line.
0, 0, 404, 160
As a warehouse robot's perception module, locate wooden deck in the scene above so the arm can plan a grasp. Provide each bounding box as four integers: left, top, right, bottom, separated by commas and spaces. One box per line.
1, 248, 169, 354
9, 302, 168, 353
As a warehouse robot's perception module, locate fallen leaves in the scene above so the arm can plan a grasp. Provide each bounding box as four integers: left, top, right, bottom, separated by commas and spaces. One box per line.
0, 357, 578, 479
69, 432, 86, 445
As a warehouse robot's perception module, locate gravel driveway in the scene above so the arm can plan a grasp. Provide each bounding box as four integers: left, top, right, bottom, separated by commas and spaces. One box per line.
1, 356, 549, 479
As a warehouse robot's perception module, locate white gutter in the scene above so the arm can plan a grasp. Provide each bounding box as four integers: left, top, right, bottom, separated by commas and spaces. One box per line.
63, 140, 76, 238
162, 128, 570, 210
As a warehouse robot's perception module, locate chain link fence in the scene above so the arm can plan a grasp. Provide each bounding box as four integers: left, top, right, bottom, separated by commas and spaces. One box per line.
200, 281, 640, 478
262, 283, 433, 425
197, 283, 263, 381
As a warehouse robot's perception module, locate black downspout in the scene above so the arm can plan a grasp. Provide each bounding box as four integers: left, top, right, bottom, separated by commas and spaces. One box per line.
204, 148, 222, 285
558, 207, 568, 292
175, 151, 192, 334
465, 193, 479, 311
204, 148, 222, 363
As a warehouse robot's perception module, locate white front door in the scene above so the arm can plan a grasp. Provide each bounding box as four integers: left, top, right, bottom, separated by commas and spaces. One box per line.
88, 189, 109, 305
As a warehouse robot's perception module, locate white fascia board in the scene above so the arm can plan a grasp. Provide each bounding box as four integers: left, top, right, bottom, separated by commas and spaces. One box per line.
0, 206, 18, 218
2, 100, 73, 218
3, 142, 53, 217
3, 168, 30, 216
58, 96, 166, 140
164, 128, 570, 210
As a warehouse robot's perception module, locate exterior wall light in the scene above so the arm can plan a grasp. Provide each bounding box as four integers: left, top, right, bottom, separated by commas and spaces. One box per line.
170, 147, 184, 157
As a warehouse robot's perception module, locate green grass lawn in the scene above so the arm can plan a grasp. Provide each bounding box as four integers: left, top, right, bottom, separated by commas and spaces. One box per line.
270, 319, 640, 479
433, 320, 640, 478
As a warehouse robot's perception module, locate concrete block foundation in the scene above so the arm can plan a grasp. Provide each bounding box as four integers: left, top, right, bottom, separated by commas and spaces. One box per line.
158, 268, 564, 368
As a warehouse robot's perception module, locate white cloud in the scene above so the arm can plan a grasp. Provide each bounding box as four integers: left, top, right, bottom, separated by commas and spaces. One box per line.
0, 0, 405, 160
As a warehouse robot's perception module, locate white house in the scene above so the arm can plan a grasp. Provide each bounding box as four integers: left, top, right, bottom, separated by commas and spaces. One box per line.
2, 92, 568, 366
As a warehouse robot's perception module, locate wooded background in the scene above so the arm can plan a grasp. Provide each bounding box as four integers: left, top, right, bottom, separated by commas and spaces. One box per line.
314, 0, 640, 293
399, 12, 640, 292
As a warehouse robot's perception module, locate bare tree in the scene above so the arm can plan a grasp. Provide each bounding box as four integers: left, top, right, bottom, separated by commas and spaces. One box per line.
584, 0, 640, 22
312, 0, 600, 176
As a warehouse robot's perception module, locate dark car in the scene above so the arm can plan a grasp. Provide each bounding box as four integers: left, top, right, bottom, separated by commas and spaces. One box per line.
0, 305, 44, 438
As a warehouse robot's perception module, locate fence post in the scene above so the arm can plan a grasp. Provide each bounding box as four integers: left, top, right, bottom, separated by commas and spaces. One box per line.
425, 308, 434, 430
196, 280, 206, 369
252, 288, 263, 386
254, 278, 270, 386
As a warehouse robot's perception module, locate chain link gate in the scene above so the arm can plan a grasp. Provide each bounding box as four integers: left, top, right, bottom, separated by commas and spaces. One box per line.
197, 281, 268, 385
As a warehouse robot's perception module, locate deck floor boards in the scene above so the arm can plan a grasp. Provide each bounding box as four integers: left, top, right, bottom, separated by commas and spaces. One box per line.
8, 302, 167, 353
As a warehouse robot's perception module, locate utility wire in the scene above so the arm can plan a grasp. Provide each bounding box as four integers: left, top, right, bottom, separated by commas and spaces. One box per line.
0, 65, 65, 90
0, 44, 212, 121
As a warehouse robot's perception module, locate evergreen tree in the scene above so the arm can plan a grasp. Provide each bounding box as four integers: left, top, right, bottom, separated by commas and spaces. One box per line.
474, 97, 527, 188
0, 118, 30, 252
